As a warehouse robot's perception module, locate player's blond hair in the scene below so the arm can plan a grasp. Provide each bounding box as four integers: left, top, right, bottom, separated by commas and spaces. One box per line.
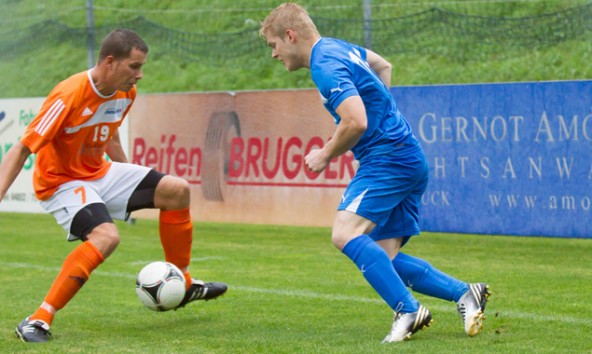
259, 2, 319, 40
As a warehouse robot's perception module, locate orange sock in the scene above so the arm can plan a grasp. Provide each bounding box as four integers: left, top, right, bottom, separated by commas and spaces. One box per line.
30, 307, 53, 325
183, 272, 193, 288
30, 241, 104, 325
159, 208, 193, 289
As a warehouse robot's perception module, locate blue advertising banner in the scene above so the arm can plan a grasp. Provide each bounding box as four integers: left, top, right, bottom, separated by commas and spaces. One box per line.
393, 81, 591, 238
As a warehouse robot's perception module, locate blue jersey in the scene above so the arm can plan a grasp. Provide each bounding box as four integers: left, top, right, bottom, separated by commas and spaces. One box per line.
310, 37, 420, 163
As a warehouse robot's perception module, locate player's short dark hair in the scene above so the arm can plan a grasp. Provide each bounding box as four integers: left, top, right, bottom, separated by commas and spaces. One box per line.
98, 29, 149, 63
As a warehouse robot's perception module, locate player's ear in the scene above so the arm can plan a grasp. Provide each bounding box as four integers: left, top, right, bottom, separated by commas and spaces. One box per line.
104, 55, 115, 69
286, 29, 297, 42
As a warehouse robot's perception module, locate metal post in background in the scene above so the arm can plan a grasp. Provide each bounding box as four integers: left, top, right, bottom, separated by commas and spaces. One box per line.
362, 0, 372, 50
86, 0, 96, 68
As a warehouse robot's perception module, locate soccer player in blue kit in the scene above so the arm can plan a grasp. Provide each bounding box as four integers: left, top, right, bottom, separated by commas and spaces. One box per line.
260, 3, 490, 342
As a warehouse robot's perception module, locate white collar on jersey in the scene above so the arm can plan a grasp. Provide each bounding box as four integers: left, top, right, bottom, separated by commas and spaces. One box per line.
87, 69, 118, 99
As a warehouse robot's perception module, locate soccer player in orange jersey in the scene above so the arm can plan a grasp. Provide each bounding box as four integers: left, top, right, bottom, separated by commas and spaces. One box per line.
0, 29, 227, 343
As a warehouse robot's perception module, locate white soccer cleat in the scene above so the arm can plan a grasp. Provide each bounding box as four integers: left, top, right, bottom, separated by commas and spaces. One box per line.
382, 305, 432, 343
457, 283, 491, 336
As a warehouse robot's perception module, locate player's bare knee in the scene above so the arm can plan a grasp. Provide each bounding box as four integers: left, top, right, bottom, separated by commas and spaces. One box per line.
331, 212, 376, 250
95, 226, 120, 248
175, 177, 191, 203
331, 231, 351, 251
86, 223, 120, 258
156, 176, 190, 210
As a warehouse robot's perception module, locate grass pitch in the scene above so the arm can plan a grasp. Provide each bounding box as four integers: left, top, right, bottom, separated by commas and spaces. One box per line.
0, 212, 590, 353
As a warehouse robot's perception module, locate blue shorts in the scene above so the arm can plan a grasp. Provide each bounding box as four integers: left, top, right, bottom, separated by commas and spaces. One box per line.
338, 150, 429, 244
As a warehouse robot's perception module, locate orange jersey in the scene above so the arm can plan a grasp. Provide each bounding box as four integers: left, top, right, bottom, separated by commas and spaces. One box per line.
21, 70, 136, 200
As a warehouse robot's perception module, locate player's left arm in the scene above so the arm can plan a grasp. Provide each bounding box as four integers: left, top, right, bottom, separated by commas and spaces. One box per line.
305, 96, 366, 173
365, 49, 392, 88
105, 129, 128, 163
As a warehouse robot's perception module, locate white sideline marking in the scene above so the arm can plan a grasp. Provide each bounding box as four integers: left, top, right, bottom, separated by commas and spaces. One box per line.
2, 261, 591, 326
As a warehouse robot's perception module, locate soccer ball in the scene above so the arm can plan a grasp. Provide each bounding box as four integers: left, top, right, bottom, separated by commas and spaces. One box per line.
135, 261, 186, 311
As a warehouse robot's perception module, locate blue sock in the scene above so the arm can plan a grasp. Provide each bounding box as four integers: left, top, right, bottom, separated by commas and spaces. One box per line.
342, 235, 419, 313
393, 252, 469, 302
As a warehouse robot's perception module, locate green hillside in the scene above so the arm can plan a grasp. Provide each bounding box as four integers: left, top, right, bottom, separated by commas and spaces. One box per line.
1, 0, 591, 98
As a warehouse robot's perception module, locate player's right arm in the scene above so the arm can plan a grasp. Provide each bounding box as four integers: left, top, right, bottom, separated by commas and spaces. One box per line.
365, 49, 392, 88
305, 96, 367, 173
0, 141, 32, 202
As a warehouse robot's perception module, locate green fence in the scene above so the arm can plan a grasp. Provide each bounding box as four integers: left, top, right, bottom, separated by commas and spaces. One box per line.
1, 0, 591, 65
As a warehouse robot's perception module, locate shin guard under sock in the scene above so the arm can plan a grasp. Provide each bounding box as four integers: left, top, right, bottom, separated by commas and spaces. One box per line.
159, 208, 193, 289
393, 252, 468, 302
32, 241, 105, 324
342, 235, 419, 313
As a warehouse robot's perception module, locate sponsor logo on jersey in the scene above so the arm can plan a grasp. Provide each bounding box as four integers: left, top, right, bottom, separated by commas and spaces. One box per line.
105, 108, 123, 115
